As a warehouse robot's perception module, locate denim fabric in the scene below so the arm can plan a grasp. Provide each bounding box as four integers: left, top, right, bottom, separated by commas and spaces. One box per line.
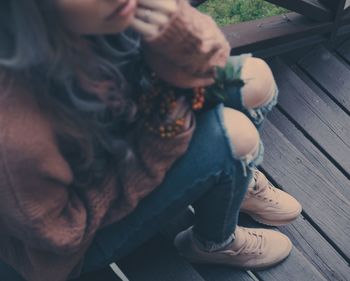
224, 54, 279, 133
80, 53, 278, 273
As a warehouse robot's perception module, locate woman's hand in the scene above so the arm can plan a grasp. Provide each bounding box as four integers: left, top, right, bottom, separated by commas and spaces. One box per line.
130, 0, 179, 40
131, 0, 230, 88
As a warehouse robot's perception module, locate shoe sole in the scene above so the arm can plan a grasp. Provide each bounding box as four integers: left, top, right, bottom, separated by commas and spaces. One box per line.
240, 208, 302, 226
178, 245, 292, 270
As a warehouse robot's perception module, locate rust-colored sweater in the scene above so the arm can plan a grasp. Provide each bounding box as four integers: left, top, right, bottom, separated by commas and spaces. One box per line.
0, 1, 230, 280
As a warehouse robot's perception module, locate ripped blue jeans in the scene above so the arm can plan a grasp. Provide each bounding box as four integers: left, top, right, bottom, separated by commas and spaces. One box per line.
79, 54, 279, 274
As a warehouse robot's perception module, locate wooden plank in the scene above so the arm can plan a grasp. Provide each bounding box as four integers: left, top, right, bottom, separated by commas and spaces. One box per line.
220, 12, 333, 55
254, 249, 327, 281
254, 35, 326, 58
266, 110, 350, 280
298, 46, 350, 112
282, 43, 318, 62
194, 265, 255, 281
268, 108, 350, 201
118, 235, 205, 281
278, 216, 350, 281
265, 0, 332, 21
260, 119, 350, 259
269, 57, 350, 175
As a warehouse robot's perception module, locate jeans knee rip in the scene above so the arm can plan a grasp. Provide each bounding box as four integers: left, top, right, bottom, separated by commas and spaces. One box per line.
242, 84, 279, 125
239, 140, 264, 177
216, 104, 264, 178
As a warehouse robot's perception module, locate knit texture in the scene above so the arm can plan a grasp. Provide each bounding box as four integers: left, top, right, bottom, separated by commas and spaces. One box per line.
142, 0, 230, 88
0, 82, 195, 281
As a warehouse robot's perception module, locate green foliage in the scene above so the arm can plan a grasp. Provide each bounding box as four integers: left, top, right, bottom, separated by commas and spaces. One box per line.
206, 61, 245, 103
198, 0, 288, 26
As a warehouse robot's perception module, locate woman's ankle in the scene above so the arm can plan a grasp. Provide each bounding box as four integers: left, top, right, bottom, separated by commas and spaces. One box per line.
191, 227, 234, 252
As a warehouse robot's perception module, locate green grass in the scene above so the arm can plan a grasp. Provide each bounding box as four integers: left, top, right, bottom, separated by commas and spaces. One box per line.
198, 0, 288, 26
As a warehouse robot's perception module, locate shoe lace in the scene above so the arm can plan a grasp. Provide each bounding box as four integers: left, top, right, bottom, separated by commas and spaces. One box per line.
241, 228, 265, 255
251, 170, 279, 204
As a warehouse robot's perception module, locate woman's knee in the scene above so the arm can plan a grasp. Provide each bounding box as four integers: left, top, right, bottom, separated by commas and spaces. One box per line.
222, 107, 260, 159
240, 57, 277, 109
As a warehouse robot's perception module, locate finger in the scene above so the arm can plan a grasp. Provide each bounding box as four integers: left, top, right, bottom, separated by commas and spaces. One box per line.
135, 8, 169, 26
130, 18, 159, 39
138, 0, 178, 15
194, 45, 225, 75
185, 45, 221, 75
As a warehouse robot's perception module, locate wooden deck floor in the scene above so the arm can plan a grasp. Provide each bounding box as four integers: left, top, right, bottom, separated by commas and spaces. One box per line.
76, 37, 350, 281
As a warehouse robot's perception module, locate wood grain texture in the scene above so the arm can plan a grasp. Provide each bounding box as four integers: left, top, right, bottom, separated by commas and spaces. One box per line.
269, 57, 350, 175
194, 265, 255, 281
254, 249, 327, 281
220, 12, 332, 55
260, 120, 350, 259
278, 216, 350, 281
265, 110, 350, 280
297, 46, 350, 112
240, 211, 350, 281
267, 74, 350, 201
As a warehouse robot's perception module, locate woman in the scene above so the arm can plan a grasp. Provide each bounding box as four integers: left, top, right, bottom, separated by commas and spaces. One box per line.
0, 0, 302, 280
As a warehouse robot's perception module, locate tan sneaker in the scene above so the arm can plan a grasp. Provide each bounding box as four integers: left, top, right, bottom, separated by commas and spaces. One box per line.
174, 226, 292, 269
240, 169, 302, 226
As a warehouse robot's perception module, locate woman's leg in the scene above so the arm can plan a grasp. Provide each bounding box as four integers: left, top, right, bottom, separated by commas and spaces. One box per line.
173, 55, 296, 268
174, 106, 293, 268
80, 104, 257, 273
222, 54, 302, 226
223, 54, 279, 132
191, 107, 262, 247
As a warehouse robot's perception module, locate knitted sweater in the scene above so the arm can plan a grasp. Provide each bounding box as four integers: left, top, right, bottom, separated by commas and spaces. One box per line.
0, 1, 230, 280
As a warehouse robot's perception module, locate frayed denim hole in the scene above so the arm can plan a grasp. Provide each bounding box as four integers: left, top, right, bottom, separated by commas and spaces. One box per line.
215, 103, 238, 166
228, 53, 252, 110
196, 232, 235, 252
245, 84, 278, 125
239, 140, 264, 177
228, 53, 253, 70
215, 104, 264, 178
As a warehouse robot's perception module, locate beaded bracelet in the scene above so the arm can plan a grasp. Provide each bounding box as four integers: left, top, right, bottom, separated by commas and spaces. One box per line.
137, 60, 245, 138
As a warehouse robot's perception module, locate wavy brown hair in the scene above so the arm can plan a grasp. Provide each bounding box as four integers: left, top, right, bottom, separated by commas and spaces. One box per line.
0, 0, 142, 188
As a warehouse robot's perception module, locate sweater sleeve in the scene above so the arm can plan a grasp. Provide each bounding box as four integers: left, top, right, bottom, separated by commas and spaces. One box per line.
0, 88, 195, 281
141, 0, 230, 88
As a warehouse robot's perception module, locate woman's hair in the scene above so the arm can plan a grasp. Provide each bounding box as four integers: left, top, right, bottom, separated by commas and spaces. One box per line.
0, 0, 142, 188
